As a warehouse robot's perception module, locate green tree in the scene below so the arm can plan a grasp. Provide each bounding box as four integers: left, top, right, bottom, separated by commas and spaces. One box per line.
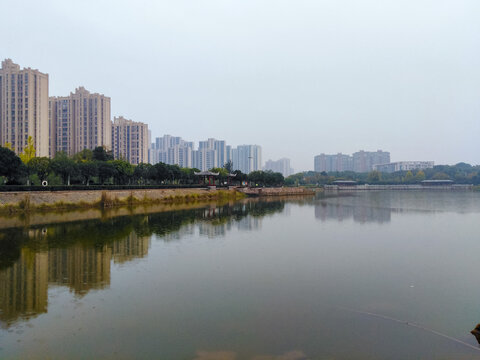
152, 163, 183, 184
432, 172, 450, 180
247, 170, 284, 187
224, 160, 233, 173
179, 167, 200, 184
73, 148, 94, 162
92, 146, 113, 162
0, 147, 25, 184
78, 161, 98, 185
247, 170, 263, 186
28, 157, 51, 182
97, 161, 115, 184
271, 171, 284, 185
133, 163, 153, 184
112, 160, 134, 185
367, 170, 382, 183
50, 152, 77, 185
404, 171, 414, 183
166, 164, 182, 184
415, 170, 426, 182
233, 170, 248, 184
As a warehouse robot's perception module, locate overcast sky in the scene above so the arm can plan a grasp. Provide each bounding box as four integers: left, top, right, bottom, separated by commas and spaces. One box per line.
2, 0, 479, 171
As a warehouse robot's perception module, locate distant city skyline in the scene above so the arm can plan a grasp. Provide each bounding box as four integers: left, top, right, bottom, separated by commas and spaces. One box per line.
0, 58, 264, 172
150, 135, 262, 172
314, 150, 391, 173
1, 1, 479, 170
264, 158, 294, 177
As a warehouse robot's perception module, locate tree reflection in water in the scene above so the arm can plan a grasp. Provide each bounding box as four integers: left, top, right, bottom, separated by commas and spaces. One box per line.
0, 199, 286, 327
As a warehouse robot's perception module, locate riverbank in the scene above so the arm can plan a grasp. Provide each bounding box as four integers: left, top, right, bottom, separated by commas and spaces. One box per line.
0, 196, 313, 231
237, 187, 315, 197
0, 188, 245, 214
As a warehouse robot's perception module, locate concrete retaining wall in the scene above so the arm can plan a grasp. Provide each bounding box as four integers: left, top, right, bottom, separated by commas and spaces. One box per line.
0, 188, 230, 207
238, 187, 315, 197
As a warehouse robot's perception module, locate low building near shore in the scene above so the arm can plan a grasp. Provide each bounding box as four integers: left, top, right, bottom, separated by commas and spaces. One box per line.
373, 161, 434, 173
420, 180, 454, 186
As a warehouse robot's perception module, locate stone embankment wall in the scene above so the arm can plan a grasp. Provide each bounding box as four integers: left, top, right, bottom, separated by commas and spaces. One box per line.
0, 188, 240, 210
238, 187, 315, 197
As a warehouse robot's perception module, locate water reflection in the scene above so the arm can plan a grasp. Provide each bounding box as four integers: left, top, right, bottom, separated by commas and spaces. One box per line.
0, 248, 49, 325
0, 200, 285, 328
315, 193, 393, 223
193, 350, 307, 360
314, 190, 480, 223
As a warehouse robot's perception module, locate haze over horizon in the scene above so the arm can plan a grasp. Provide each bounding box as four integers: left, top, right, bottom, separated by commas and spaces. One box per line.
2, 0, 479, 171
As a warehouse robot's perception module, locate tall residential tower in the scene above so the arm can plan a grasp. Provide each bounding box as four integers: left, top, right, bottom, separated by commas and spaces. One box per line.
232, 145, 262, 174
49, 87, 111, 156
111, 116, 149, 165
0, 59, 49, 156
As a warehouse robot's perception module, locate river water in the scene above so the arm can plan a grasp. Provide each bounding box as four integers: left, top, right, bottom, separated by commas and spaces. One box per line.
1, 191, 480, 359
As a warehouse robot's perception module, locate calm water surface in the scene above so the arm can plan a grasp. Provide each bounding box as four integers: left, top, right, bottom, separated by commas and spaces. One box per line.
1, 191, 480, 359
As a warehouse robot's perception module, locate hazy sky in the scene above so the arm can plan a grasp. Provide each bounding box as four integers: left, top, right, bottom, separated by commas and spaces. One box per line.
2, 0, 479, 171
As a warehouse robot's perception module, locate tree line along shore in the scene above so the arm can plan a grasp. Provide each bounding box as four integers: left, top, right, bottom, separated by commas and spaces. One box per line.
1, 143, 478, 191
0, 144, 284, 188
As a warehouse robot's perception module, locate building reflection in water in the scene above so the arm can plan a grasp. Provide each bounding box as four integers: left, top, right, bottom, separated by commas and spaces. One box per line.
0, 199, 285, 327
315, 193, 392, 224
0, 248, 48, 326
48, 245, 112, 295
112, 233, 150, 264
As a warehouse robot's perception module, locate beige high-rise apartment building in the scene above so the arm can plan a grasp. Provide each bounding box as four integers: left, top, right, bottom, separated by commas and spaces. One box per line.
49, 87, 111, 157
0, 59, 49, 157
111, 116, 149, 165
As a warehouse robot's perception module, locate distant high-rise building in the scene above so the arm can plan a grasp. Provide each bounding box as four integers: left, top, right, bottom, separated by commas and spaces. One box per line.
314, 150, 390, 173
352, 150, 390, 172
111, 116, 149, 165
168, 144, 193, 168
314, 153, 353, 172
0, 59, 49, 156
226, 145, 232, 163
214, 140, 227, 168
147, 130, 152, 164
151, 134, 194, 167
195, 138, 227, 169
154, 134, 183, 152
150, 136, 262, 172
232, 145, 262, 174
49, 87, 111, 156
193, 148, 217, 171
264, 158, 294, 177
